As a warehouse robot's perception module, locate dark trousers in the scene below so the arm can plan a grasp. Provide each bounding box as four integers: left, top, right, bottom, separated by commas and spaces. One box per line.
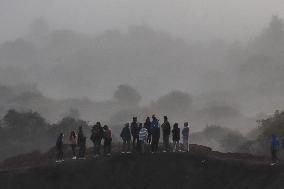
70, 144, 76, 157
93, 139, 102, 156
122, 140, 131, 152
132, 136, 138, 149
147, 134, 152, 143
163, 135, 170, 152
104, 140, 112, 155
271, 149, 279, 163
79, 145, 86, 158
57, 147, 63, 160
151, 137, 159, 152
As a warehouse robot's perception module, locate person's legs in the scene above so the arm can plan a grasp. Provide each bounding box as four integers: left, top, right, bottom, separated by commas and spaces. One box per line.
271, 150, 276, 163
151, 138, 155, 152
108, 143, 112, 154
183, 139, 189, 152
153, 138, 159, 152
57, 148, 63, 160
122, 140, 126, 153
71, 144, 76, 157
82, 146, 86, 158
173, 141, 178, 152
165, 135, 170, 152
78, 145, 82, 158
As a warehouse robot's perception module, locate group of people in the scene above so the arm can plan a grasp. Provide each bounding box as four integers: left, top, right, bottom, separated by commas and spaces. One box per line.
55, 115, 190, 163
120, 115, 190, 154
56, 124, 112, 163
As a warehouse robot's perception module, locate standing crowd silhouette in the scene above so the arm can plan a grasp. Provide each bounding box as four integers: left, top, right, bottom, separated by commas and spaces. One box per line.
55, 115, 190, 163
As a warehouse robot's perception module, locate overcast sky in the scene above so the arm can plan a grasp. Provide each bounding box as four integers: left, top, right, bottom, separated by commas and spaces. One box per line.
1, 0, 284, 43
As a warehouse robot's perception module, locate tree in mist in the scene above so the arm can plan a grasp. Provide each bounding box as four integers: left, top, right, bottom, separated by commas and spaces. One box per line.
3, 109, 47, 141
113, 85, 141, 107
29, 17, 49, 37
154, 91, 192, 116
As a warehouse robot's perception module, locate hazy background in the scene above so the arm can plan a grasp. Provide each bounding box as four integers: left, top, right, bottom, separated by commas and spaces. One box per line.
1, 0, 284, 133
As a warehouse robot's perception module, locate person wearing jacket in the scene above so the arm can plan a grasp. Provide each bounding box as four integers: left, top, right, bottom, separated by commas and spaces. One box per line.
144, 117, 152, 144
131, 117, 139, 149
139, 125, 148, 154
151, 115, 160, 153
56, 133, 64, 163
271, 134, 280, 165
77, 126, 86, 159
90, 122, 104, 158
69, 131, 77, 159
103, 125, 112, 156
182, 122, 190, 152
161, 116, 171, 152
172, 123, 180, 152
120, 123, 132, 153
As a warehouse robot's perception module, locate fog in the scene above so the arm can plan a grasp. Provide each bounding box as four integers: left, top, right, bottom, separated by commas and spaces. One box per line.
1, 0, 284, 134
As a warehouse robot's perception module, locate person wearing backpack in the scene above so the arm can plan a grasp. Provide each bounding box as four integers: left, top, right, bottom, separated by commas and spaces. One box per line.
161, 116, 171, 152
182, 122, 190, 152
172, 123, 180, 152
69, 131, 77, 159
139, 124, 148, 154
90, 123, 102, 158
120, 123, 131, 153
56, 133, 64, 163
103, 125, 112, 156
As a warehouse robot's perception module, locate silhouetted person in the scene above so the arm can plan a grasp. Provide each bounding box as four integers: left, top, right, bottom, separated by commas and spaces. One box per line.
77, 126, 86, 159
182, 122, 190, 152
271, 134, 280, 165
103, 125, 112, 156
172, 123, 180, 152
137, 123, 143, 151
161, 116, 171, 152
131, 117, 139, 149
120, 123, 131, 153
69, 130, 77, 159
90, 122, 104, 158
144, 117, 152, 143
151, 115, 160, 153
139, 124, 148, 154
56, 133, 64, 163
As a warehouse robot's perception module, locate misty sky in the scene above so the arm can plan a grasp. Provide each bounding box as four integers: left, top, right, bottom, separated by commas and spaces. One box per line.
1, 0, 284, 43
1, 0, 284, 127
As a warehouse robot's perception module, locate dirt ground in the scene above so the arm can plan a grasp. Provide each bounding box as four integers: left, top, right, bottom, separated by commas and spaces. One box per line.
0, 144, 283, 189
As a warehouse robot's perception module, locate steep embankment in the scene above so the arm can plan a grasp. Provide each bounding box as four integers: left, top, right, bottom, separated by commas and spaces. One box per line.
0, 145, 283, 189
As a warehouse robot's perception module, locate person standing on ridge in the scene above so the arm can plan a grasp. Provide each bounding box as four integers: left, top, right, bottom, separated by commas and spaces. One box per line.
131, 117, 139, 150
271, 134, 280, 165
172, 123, 180, 152
120, 123, 132, 153
69, 131, 77, 159
90, 123, 103, 158
77, 126, 86, 159
139, 124, 148, 154
56, 133, 64, 163
161, 116, 171, 152
182, 122, 190, 152
144, 117, 152, 144
103, 125, 112, 156
151, 115, 160, 153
